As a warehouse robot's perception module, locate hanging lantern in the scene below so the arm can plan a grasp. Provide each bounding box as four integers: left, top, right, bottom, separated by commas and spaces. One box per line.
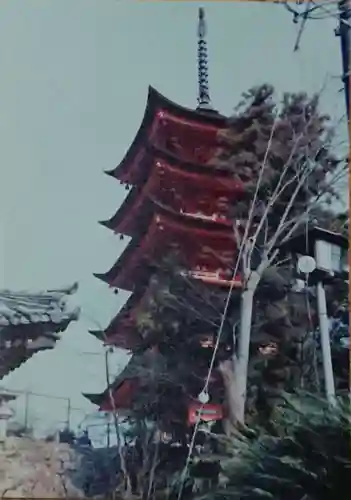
197, 390, 209, 404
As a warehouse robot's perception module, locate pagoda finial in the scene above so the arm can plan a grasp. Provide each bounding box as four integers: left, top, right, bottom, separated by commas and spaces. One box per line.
197, 7, 212, 111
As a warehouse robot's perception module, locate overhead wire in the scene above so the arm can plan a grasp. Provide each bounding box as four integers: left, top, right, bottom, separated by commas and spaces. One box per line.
311, 0, 351, 26
178, 5, 348, 495
176, 105, 282, 500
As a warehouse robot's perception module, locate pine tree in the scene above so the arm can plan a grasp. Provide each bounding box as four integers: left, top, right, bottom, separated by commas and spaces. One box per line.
209, 84, 348, 427
200, 394, 351, 500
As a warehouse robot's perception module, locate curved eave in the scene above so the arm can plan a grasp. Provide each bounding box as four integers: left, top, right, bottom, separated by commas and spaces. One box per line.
105, 86, 227, 181
105, 287, 149, 334
100, 186, 154, 238
88, 329, 105, 342
82, 392, 104, 407
148, 86, 226, 124
93, 218, 156, 288
101, 149, 244, 237
83, 376, 126, 408
105, 333, 143, 351
83, 352, 157, 410
0, 344, 56, 380
83, 377, 139, 410
0, 354, 28, 380
94, 206, 236, 290
99, 187, 141, 232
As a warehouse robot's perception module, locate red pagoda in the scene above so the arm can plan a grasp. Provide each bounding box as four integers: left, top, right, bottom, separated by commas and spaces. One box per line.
84, 9, 245, 435
0, 283, 80, 379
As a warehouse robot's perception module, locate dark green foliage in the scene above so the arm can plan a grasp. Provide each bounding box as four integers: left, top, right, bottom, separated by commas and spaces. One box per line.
211, 84, 346, 238
200, 394, 351, 500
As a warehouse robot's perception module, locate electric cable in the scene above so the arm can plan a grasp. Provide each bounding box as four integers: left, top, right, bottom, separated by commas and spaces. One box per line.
176, 105, 282, 500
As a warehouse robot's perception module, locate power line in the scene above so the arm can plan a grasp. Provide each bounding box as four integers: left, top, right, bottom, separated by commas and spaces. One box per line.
177, 104, 283, 500
283, 0, 350, 121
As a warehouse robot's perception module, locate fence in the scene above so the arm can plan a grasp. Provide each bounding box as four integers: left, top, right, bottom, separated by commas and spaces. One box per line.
6, 388, 89, 436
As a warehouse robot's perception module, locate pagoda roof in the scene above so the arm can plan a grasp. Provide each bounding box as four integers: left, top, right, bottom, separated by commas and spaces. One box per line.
89, 287, 149, 348
101, 150, 242, 237
105, 86, 226, 182
93, 274, 241, 352
83, 348, 223, 412
83, 350, 162, 408
0, 283, 80, 379
94, 204, 236, 291
99, 184, 154, 237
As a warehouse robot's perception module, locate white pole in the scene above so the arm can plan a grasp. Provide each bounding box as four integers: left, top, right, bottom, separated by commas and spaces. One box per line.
316, 281, 336, 405
0, 418, 7, 443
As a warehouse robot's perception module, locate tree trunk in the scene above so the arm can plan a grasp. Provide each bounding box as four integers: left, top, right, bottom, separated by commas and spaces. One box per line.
220, 271, 260, 430
218, 359, 241, 432
234, 286, 256, 424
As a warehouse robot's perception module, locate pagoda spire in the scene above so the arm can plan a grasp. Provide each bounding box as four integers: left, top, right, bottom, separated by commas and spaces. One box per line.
197, 7, 213, 111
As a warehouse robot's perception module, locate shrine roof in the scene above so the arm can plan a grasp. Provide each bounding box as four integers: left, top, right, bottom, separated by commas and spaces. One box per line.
278, 225, 349, 255
0, 283, 80, 379
0, 282, 80, 328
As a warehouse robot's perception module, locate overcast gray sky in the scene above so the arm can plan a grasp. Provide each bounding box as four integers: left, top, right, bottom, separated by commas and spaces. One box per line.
0, 1, 347, 435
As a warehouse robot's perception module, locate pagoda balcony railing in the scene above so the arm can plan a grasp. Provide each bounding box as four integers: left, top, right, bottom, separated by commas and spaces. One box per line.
179, 209, 231, 226
180, 269, 242, 287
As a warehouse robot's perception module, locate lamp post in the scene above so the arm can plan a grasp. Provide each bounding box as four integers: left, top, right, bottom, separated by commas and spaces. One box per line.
281, 227, 348, 405
0, 388, 17, 446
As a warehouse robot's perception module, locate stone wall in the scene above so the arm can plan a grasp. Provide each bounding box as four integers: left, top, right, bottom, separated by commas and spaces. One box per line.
0, 436, 84, 498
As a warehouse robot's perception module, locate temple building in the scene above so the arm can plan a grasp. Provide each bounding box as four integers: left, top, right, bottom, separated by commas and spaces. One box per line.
0, 283, 80, 380
84, 9, 247, 438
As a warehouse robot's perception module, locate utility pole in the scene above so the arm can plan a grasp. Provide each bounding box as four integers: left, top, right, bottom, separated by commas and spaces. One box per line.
66, 398, 71, 430
337, 0, 351, 121
316, 281, 336, 405
104, 348, 111, 448
24, 391, 29, 430
284, 1, 351, 121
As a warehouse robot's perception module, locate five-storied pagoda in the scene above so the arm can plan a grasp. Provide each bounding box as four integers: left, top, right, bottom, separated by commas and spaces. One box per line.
84, 9, 248, 440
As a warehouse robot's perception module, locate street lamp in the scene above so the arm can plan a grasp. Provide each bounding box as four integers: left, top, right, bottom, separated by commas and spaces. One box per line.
0, 388, 17, 446
280, 226, 348, 405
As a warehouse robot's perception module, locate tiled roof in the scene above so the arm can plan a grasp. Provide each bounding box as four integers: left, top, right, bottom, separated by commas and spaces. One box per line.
0, 282, 80, 327
0, 283, 80, 380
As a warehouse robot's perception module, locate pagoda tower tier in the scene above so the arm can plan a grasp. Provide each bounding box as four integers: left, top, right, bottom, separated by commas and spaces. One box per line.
105, 87, 227, 186
83, 350, 224, 421
90, 277, 240, 351
101, 150, 244, 238
94, 205, 242, 292
89, 286, 150, 350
